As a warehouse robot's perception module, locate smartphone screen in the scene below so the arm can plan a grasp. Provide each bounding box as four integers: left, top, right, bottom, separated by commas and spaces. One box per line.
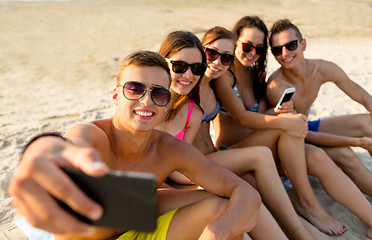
281, 91, 295, 103
274, 87, 296, 112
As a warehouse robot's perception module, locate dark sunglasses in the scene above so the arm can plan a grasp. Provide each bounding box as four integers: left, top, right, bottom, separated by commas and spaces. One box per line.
271, 40, 299, 56
166, 58, 206, 76
239, 41, 265, 55
118, 81, 171, 107
205, 48, 235, 66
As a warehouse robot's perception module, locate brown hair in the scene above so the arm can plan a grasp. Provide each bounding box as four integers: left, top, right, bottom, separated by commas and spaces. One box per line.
159, 31, 206, 121
233, 16, 268, 100
269, 19, 303, 47
201, 26, 236, 48
117, 50, 171, 86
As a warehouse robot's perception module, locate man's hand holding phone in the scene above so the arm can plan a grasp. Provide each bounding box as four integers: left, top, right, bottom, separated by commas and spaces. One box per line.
274, 87, 296, 113
8, 135, 108, 236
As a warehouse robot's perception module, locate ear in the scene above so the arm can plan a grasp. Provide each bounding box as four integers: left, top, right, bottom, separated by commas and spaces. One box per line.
112, 88, 119, 106
301, 38, 307, 51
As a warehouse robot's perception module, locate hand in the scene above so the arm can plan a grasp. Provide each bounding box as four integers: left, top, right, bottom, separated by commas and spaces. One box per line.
357, 137, 372, 152
276, 100, 295, 114
8, 136, 108, 236
277, 113, 308, 138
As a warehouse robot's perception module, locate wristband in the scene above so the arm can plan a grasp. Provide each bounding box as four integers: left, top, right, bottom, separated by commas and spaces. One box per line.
22, 132, 68, 155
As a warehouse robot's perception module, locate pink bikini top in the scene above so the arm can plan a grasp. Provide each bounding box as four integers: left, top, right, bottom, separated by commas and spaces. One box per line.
174, 100, 194, 140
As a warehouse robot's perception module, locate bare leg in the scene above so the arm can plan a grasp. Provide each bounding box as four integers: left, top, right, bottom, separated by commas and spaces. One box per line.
232, 129, 344, 235
157, 188, 211, 214
318, 114, 372, 138
167, 195, 258, 239
324, 146, 372, 197
306, 144, 372, 239
298, 216, 329, 240
248, 204, 288, 240
276, 134, 344, 236
208, 146, 313, 240
319, 114, 372, 156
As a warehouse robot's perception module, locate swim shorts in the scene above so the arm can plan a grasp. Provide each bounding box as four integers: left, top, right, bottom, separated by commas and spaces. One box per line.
307, 119, 321, 132
117, 208, 178, 240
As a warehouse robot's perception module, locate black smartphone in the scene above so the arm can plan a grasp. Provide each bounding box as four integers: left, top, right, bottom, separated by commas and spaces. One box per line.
59, 169, 158, 232
274, 87, 296, 112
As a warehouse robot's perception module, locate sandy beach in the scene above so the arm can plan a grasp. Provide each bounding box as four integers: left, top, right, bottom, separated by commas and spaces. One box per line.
1, 0, 372, 239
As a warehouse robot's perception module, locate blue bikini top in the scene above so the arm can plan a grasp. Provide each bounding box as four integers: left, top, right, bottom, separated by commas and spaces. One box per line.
202, 99, 220, 123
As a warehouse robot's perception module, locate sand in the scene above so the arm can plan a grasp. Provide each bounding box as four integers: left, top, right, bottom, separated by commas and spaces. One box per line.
1, 0, 372, 239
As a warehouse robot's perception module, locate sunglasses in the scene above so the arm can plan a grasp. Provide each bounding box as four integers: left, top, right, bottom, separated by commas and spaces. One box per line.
118, 81, 171, 107
239, 41, 265, 55
271, 40, 299, 56
166, 58, 206, 76
205, 48, 235, 66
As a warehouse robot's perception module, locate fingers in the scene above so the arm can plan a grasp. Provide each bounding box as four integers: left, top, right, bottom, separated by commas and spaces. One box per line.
9, 138, 108, 235
299, 113, 308, 121
9, 176, 95, 236
62, 144, 109, 177
33, 158, 103, 220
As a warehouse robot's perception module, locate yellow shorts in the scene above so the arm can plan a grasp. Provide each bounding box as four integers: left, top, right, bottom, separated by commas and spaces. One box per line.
117, 209, 178, 240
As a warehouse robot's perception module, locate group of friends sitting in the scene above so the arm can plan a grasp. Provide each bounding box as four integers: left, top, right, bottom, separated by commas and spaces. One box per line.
8, 16, 372, 240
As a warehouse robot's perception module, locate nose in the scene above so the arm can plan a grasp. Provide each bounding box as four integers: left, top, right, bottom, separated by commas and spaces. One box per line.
183, 67, 193, 78
282, 46, 290, 57
139, 89, 153, 106
215, 55, 222, 65
251, 48, 257, 56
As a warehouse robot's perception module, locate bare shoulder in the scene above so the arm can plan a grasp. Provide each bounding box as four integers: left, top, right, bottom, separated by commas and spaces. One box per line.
215, 68, 234, 86
267, 69, 282, 87
314, 59, 347, 82
154, 129, 204, 165
267, 69, 288, 95
192, 103, 203, 119
66, 119, 111, 147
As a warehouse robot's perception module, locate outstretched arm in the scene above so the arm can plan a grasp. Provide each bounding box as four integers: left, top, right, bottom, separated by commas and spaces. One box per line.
306, 130, 372, 152
324, 61, 372, 114
8, 124, 123, 239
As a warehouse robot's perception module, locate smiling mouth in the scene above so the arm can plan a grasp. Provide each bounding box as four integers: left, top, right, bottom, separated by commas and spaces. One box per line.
134, 110, 154, 117
209, 66, 220, 72
178, 80, 192, 86
283, 56, 295, 63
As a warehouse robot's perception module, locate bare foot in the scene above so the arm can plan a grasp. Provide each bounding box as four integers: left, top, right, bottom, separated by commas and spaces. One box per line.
289, 191, 346, 235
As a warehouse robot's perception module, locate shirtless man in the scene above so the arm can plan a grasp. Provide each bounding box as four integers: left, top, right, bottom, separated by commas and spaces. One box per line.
8, 50, 260, 240
266, 19, 372, 198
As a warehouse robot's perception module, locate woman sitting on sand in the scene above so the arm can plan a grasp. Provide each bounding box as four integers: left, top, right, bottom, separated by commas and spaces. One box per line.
155, 29, 322, 240
213, 15, 372, 238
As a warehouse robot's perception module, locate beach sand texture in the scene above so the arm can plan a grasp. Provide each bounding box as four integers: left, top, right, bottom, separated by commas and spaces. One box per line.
1, 0, 372, 239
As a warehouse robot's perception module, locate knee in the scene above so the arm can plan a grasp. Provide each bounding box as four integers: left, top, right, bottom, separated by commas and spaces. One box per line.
332, 147, 359, 169
360, 114, 372, 137
250, 146, 275, 168
306, 146, 334, 174
203, 191, 261, 220
202, 195, 230, 218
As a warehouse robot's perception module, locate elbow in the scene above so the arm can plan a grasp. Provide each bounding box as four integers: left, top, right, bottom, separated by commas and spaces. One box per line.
233, 113, 247, 126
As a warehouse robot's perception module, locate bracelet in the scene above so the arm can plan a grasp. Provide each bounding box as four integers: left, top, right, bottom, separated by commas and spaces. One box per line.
22, 132, 68, 154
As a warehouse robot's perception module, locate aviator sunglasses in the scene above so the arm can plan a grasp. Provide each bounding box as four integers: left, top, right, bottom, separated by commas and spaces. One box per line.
205, 48, 235, 66
271, 40, 299, 56
118, 81, 171, 107
166, 58, 207, 76
239, 41, 265, 55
